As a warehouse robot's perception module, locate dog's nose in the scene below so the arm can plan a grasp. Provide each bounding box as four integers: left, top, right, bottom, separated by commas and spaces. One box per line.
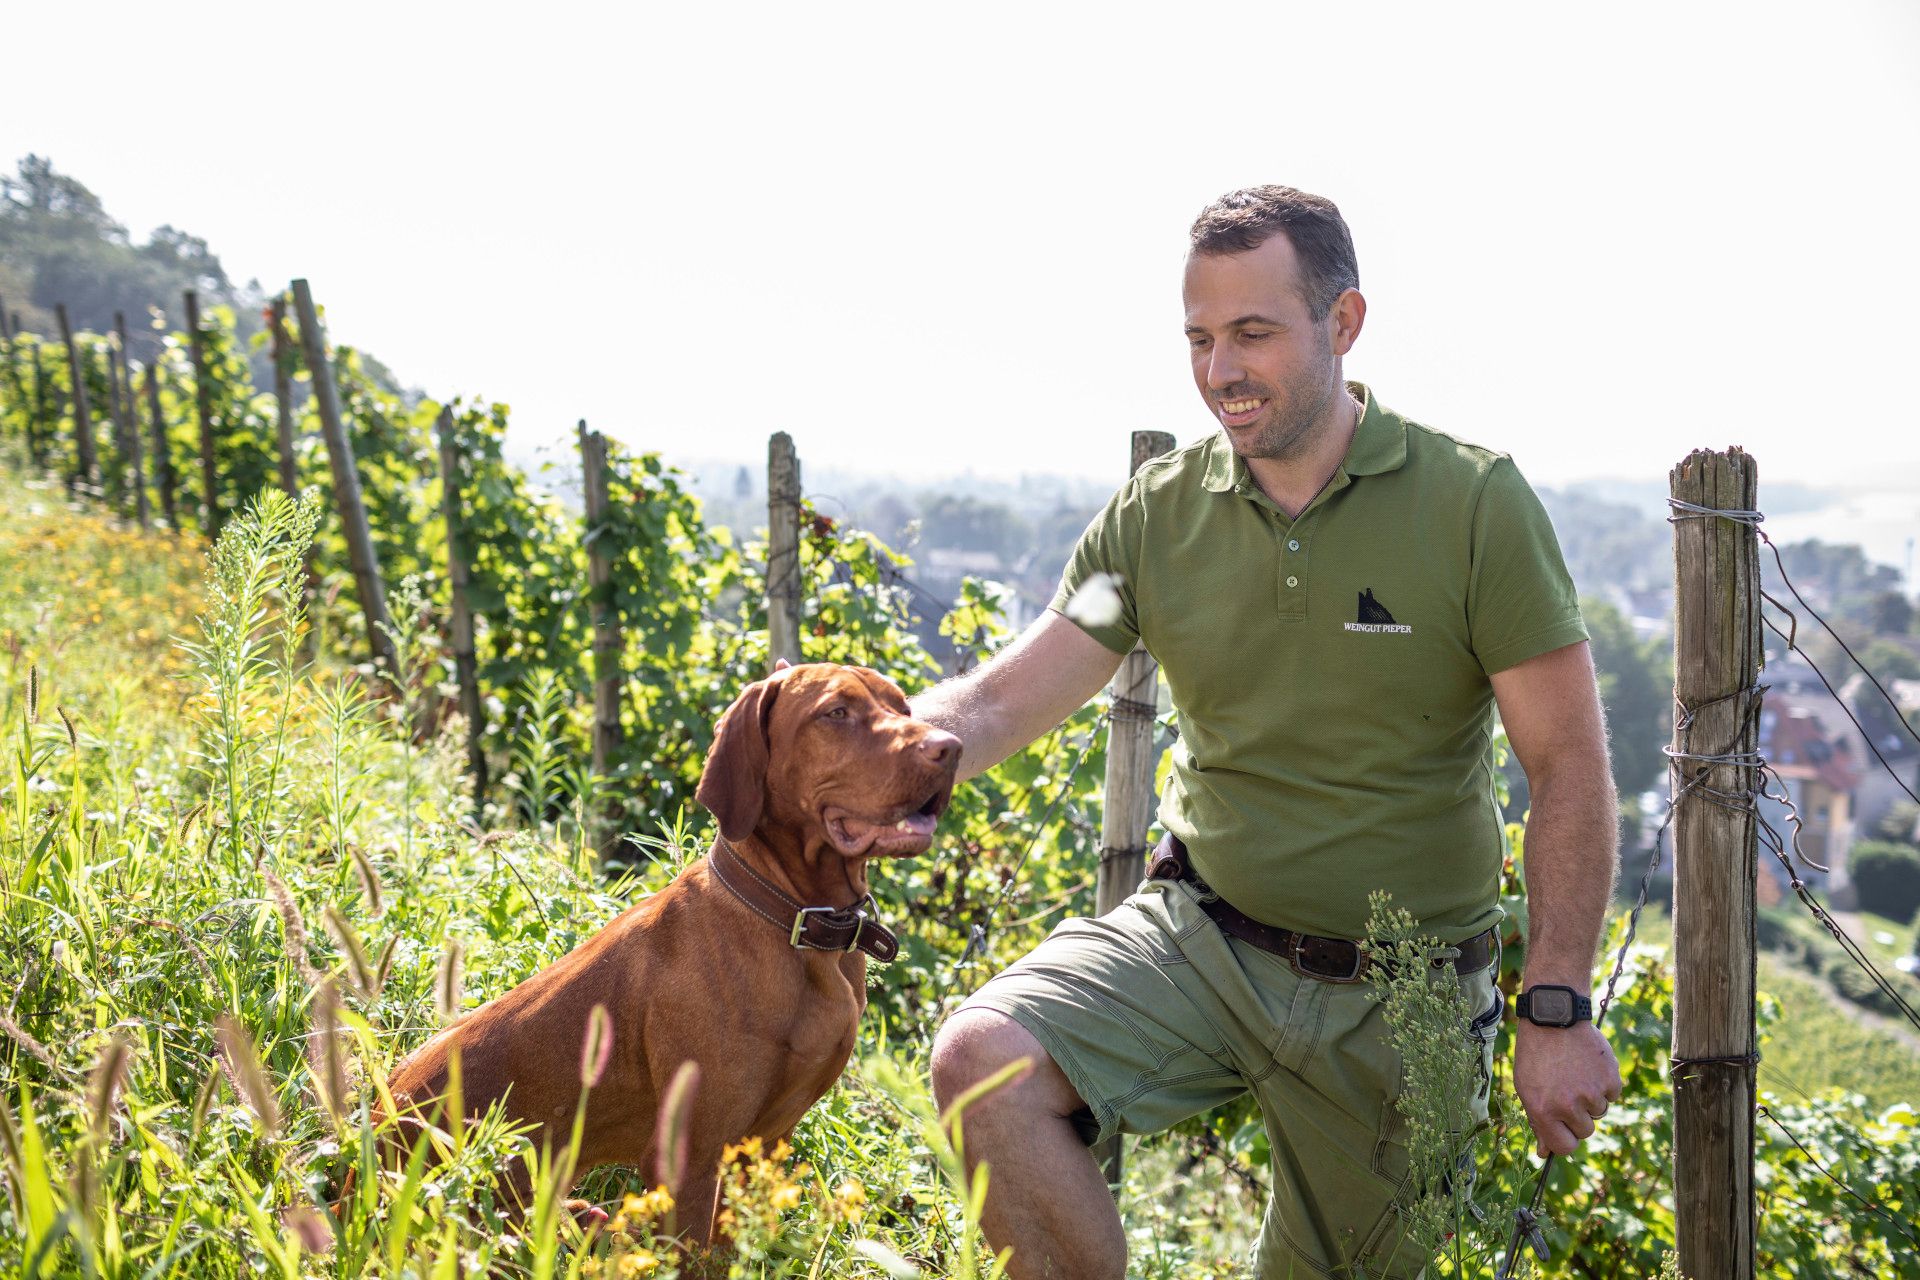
917, 728, 962, 769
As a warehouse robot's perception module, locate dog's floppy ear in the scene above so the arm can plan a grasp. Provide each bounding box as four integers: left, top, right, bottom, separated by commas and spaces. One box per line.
696, 675, 781, 842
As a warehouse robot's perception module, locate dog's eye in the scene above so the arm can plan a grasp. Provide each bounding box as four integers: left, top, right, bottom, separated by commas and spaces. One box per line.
824, 706, 849, 721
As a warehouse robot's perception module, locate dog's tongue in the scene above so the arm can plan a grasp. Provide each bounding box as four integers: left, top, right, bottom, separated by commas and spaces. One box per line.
895, 811, 938, 838
834, 808, 938, 855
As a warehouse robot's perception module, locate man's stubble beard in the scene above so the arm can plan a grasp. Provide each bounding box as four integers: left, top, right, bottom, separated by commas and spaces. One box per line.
1225, 330, 1344, 464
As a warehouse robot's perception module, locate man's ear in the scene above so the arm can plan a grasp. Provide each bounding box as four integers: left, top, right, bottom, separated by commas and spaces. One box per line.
696, 676, 780, 842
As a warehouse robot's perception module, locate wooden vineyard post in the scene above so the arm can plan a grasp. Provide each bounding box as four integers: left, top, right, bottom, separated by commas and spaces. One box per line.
291, 278, 397, 672
55, 304, 98, 491
579, 421, 625, 855
269, 294, 299, 496
115, 312, 148, 528
106, 336, 126, 471
1670, 447, 1761, 1280
1088, 428, 1175, 1191
145, 361, 178, 531
436, 406, 488, 810
766, 431, 802, 672
184, 291, 221, 535
31, 337, 48, 468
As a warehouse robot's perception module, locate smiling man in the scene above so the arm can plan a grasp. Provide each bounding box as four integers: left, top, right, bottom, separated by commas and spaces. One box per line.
915, 186, 1624, 1278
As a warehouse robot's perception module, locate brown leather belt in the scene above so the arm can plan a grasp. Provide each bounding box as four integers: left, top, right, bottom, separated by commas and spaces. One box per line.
1146, 834, 1496, 984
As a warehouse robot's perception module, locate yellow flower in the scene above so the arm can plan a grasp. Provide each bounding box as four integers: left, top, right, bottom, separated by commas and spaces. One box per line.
770, 1183, 802, 1212
621, 1185, 674, 1220
618, 1251, 659, 1276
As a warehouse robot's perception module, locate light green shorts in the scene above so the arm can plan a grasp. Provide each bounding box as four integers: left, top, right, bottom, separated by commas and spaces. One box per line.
957, 876, 1501, 1279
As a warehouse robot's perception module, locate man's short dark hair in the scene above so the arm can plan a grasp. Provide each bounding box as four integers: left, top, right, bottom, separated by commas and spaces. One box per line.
1189, 186, 1360, 321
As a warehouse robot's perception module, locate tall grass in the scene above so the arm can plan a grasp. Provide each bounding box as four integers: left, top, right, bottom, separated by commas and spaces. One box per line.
0, 471, 1264, 1277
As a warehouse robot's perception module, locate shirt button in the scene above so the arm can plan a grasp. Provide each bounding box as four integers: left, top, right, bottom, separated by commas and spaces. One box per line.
1286, 575, 1299, 588
1288, 539, 1300, 552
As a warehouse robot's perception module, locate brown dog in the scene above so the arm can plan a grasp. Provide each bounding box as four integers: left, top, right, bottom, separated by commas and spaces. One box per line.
380, 663, 959, 1239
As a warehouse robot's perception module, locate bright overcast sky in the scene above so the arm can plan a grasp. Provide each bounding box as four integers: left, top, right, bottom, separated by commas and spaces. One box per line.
6, 1, 1918, 495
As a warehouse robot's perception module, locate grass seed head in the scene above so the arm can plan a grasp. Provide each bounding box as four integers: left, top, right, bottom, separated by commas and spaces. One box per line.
656, 1059, 701, 1193
580, 1003, 614, 1089
214, 1013, 280, 1139
190, 1067, 221, 1138
85, 1035, 134, 1146
322, 905, 376, 998
347, 844, 385, 918
0, 1010, 59, 1072
310, 979, 348, 1127
436, 937, 465, 1024
262, 866, 319, 982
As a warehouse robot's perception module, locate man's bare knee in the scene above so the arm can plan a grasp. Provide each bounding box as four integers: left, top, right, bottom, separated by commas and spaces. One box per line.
930, 1008, 1087, 1120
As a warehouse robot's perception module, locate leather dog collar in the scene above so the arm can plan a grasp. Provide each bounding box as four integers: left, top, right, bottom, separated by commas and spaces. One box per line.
709, 837, 900, 964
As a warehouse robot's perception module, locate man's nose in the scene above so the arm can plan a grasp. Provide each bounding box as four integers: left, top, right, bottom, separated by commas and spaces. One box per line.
1206, 348, 1245, 390
916, 728, 962, 769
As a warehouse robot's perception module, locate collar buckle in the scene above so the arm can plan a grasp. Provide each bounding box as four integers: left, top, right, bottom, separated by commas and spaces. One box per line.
789, 905, 841, 949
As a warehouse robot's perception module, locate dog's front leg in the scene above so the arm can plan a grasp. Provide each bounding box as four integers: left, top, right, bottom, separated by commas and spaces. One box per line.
672, 1169, 722, 1248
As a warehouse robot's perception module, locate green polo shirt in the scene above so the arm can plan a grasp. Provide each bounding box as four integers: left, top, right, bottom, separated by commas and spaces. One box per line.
1049, 382, 1586, 944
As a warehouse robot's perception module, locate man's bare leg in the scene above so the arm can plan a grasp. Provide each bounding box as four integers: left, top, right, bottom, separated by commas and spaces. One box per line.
930, 1009, 1126, 1279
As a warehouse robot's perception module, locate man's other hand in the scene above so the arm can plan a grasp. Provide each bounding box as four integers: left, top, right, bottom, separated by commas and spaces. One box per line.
1513, 1019, 1624, 1157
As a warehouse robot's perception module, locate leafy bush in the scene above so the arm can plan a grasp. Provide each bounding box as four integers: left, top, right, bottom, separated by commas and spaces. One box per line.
1851, 839, 1920, 925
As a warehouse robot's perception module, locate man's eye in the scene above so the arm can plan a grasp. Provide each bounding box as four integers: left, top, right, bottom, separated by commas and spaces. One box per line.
1188, 336, 1210, 349
1240, 332, 1270, 342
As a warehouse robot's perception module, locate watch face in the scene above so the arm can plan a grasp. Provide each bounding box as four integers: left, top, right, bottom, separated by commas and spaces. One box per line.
1529, 987, 1575, 1025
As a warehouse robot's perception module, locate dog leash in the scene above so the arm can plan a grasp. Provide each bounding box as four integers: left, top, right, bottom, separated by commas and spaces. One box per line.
709, 837, 900, 963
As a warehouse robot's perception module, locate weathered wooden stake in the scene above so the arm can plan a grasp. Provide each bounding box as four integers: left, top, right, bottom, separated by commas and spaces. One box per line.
145, 360, 178, 531
579, 421, 625, 854
291, 278, 397, 672
1089, 429, 1175, 1191
55, 304, 98, 490
436, 406, 488, 810
269, 294, 299, 496
1670, 447, 1760, 1280
109, 314, 130, 463
183, 291, 223, 535
115, 313, 147, 527
766, 432, 803, 672
30, 337, 48, 466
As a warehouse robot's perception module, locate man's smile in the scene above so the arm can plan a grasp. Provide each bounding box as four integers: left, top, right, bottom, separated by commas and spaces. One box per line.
1218, 397, 1267, 425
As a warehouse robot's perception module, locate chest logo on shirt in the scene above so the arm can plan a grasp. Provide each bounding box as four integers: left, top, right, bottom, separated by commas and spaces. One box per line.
1345, 588, 1412, 635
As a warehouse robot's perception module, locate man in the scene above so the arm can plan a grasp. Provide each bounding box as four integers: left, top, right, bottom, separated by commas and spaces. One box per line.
917, 186, 1624, 1279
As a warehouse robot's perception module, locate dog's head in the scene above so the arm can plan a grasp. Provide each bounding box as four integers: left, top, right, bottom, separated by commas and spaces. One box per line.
696, 663, 961, 860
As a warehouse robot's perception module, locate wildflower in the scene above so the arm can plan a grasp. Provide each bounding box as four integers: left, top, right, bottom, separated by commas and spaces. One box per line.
618, 1251, 660, 1276
833, 1178, 868, 1221
621, 1185, 674, 1221
721, 1135, 763, 1163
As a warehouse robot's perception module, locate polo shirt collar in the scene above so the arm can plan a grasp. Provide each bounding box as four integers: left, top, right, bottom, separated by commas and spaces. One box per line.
1201, 381, 1408, 493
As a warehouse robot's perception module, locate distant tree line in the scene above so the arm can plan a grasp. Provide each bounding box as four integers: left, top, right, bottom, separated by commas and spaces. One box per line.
0, 155, 405, 396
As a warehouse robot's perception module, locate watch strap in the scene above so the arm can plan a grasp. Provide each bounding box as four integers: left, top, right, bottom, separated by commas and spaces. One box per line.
1517, 985, 1592, 1026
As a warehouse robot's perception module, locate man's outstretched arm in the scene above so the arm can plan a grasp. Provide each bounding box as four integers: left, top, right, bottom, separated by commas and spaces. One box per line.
911, 610, 1126, 783
1491, 638, 1625, 1157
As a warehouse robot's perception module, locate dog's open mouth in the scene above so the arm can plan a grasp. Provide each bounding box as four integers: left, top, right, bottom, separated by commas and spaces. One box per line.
822, 785, 953, 858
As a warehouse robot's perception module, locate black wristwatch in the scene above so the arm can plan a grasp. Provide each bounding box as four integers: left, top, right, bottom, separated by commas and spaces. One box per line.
1516, 984, 1592, 1028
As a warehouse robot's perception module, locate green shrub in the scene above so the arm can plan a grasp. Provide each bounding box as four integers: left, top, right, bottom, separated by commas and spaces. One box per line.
1852, 840, 1920, 925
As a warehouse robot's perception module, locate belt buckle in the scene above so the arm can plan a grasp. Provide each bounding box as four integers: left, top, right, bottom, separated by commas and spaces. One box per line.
1291, 934, 1367, 984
